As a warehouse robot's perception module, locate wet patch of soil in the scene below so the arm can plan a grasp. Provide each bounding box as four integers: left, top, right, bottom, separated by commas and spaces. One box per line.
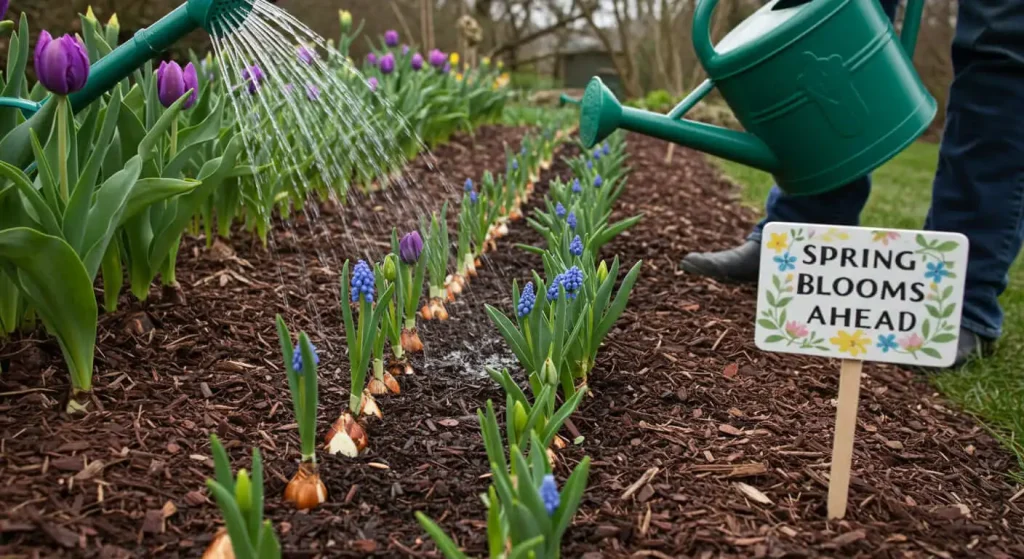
1, 128, 1022, 558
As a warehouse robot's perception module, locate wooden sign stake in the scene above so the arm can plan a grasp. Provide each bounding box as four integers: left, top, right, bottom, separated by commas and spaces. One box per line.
827, 358, 863, 520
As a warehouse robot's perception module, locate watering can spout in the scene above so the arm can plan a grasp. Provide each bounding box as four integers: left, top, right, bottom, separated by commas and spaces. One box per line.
68, 0, 252, 111
580, 77, 780, 173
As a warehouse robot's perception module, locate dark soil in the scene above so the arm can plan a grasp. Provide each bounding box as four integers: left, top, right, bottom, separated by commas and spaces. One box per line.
2, 126, 1022, 559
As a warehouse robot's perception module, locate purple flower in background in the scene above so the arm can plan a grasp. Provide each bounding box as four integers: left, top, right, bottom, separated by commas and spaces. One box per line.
555, 202, 566, 218
284, 83, 295, 94
511, 159, 519, 171
399, 231, 424, 264
367, 52, 378, 66
442, 61, 451, 73
305, 83, 320, 101
351, 260, 376, 303
384, 30, 399, 47
540, 475, 560, 516
242, 64, 265, 94
34, 31, 90, 95
586, 160, 593, 170
156, 61, 199, 109
464, 178, 474, 192
367, 77, 378, 91
567, 212, 577, 230
570, 235, 583, 256
594, 175, 603, 188
411, 53, 424, 71
571, 178, 581, 194
402, 45, 410, 55
379, 53, 395, 75
291, 342, 320, 374
469, 190, 478, 204
428, 49, 446, 68
1, 0, 8, 19
602, 142, 611, 156
593, 147, 602, 160
516, 282, 536, 317
298, 45, 317, 65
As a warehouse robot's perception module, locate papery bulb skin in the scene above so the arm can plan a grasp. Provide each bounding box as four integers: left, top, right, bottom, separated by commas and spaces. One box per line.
203, 528, 235, 559
401, 327, 424, 353
284, 462, 327, 510
360, 392, 383, 419
367, 378, 389, 396
326, 412, 368, 457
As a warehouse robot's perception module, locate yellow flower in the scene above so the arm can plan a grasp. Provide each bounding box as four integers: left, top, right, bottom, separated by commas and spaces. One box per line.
821, 228, 850, 242
785, 273, 793, 283
85, 5, 98, 21
497, 60, 504, 69
108, 13, 120, 29
766, 232, 788, 254
455, 73, 464, 82
482, 57, 491, 66
449, 52, 460, 65
830, 330, 870, 357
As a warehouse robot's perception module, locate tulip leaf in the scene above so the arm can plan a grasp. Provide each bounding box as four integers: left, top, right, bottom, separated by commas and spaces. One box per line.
413, 512, 470, 559
116, 100, 147, 166
205, 480, 256, 559
0, 15, 30, 134
247, 447, 265, 546
0, 161, 61, 238
513, 451, 553, 536
28, 129, 62, 218
595, 260, 643, 342
0, 228, 96, 392
77, 155, 145, 279
508, 536, 546, 559
178, 98, 224, 152
543, 386, 587, 449
100, 239, 123, 312
65, 90, 123, 253
255, 521, 281, 559
138, 95, 186, 162
209, 434, 235, 494
551, 456, 590, 542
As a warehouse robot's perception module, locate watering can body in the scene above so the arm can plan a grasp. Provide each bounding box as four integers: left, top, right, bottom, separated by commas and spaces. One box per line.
580, 0, 936, 196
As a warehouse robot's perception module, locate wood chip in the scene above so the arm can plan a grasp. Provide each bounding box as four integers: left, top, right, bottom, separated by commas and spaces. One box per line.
620, 467, 659, 500
830, 530, 866, 547
723, 362, 739, 378
200, 382, 213, 399
367, 462, 390, 470
73, 459, 105, 481
733, 482, 773, 505
437, 418, 459, 427
718, 424, 743, 436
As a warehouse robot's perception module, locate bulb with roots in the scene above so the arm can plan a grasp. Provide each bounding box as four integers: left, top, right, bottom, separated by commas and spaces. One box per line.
284, 461, 327, 510
401, 327, 424, 353
421, 298, 449, 320
389, 357, 414, 376
367, 373, 401, 396
203, 528, 233, 559
445, 274, 466, 301
326, 411, 369, 458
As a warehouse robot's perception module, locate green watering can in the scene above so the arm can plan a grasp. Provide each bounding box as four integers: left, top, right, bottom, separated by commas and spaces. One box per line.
579, 0, 934, 196
0, 0, 251, 166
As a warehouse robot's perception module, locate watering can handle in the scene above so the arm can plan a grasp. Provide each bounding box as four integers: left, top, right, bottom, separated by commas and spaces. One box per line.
693, 0, 927, 71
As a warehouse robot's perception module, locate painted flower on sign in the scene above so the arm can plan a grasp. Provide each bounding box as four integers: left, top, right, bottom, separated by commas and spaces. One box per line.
898, 333, 924, 352
876, 334, 898, 353
924, 261, 952, 283
766, 232, 788, 254
784, 321, 809, 338
830, 329, 869, 357
773, 252, 796, 272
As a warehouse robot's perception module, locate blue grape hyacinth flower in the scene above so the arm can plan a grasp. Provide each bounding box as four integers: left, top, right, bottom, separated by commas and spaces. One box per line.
540, 474, 560, 516
602, 142, 611, 156
594, 175, 603, 188
350, 259, 376, 303
571, 178, 581, 194
291, 342, 320, 374
517, 282, 536, 317
570, 235, 583, 256
555, 202, 566, 218
547, 266, 584, 301
469, 190, 479, 204
567, 212, 577, 230
464, 178, 474, 192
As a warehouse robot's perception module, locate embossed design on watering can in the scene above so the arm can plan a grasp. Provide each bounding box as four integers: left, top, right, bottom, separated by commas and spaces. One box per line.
576, 0, 936, 197
796, 52, 868, 138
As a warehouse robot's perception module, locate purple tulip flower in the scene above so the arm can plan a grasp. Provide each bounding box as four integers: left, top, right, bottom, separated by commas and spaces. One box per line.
367, 77, 378, 91
411, 53, 424, 71
380, 53, 395, 75
402, 45, 410, 55
384, 30, 399, 47
367, 52, 378, 66
1, 0, 9, 19
442, 61, 451, 73
428, 49, 446, 68
157, 61, 199, 110
34, 31, 90, 95
242, 64, 265, 94
305, 83, 320, 101
399, 231, 424, 264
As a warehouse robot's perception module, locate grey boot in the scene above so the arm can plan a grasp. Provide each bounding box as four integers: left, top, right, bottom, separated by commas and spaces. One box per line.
680, 240, 761, 284
948, 328, 995, 369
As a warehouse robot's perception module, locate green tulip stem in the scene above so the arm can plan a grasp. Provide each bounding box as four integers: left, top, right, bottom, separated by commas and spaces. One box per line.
170, 119, 178, 159
57, 96, 69, 202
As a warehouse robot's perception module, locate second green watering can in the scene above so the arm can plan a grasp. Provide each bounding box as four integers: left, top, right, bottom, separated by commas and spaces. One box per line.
580, 0, 935, 196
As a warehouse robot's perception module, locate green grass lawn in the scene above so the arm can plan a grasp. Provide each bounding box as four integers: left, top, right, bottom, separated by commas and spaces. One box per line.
711, 145, 1024, 479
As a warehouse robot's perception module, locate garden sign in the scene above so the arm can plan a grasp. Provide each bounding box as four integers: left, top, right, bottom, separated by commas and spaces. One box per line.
754, 222, 968, 519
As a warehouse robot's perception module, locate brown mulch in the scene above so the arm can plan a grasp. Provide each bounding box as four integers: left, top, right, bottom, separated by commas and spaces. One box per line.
1, 126, 1022, 558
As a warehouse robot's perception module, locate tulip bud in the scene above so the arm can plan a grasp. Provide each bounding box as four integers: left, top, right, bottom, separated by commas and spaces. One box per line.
234, 469, 252, 513
541, 357, 558, 386
513, 401, 529, 438
85, 6, 98, 22
382, 254, 398, 281
107, 13, 120, 33
597, 260, 609, 283
339, 10, 353, 31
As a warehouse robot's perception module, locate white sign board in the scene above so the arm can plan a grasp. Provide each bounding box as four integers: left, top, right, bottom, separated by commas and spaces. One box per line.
755, 222, 969, 367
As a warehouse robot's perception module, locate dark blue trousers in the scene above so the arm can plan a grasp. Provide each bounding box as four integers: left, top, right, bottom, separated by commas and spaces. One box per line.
747, 0, 1024, 339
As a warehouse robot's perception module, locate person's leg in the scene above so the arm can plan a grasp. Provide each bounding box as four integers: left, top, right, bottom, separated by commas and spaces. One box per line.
681, 0, 898, 283
923, 0, 1024, 365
